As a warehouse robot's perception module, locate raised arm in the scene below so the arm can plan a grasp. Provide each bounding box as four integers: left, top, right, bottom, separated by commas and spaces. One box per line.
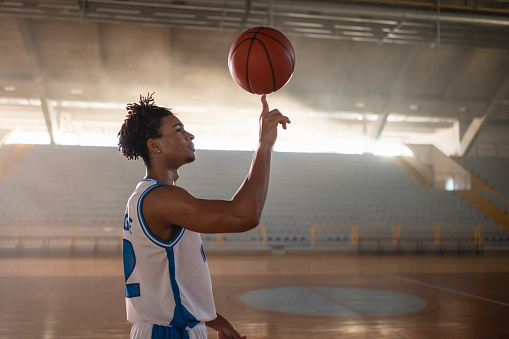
142, 95, 290, 235
228, 94, 289, 229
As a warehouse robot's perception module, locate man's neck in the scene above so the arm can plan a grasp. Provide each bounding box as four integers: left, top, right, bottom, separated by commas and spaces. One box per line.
145, 168, 179, 185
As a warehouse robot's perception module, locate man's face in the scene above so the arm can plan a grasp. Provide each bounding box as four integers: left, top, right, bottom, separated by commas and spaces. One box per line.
158, 115, 196, 165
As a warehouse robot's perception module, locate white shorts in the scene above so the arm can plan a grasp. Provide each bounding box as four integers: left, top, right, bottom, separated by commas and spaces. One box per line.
130, 322, 207, 339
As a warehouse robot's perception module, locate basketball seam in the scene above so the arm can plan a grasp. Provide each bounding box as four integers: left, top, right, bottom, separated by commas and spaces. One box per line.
255, 38, 276, 93
238, 27, 278, 37
256, 33, 295, 70
228, 39, 254, 93
234, 28, 295, 69
244, 27, 264, 94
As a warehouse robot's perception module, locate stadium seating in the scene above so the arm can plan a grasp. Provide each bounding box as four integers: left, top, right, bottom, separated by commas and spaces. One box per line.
0, 145, 507, 253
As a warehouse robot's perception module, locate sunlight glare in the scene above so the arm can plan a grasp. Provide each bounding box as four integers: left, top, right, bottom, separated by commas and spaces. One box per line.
5, 129, 50, 145
4, 130, 414, 156
373, 142, 413, 157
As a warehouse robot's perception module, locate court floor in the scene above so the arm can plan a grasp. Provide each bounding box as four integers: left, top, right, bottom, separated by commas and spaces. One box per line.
0, 250, 508, 338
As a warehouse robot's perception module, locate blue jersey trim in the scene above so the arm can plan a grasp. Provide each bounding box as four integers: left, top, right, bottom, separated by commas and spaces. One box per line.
136, 179, 186, 249
125, 283, 140, 298
166, 247, 200, 330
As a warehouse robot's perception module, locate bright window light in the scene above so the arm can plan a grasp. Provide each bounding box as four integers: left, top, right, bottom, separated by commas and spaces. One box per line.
58, 133, 79, 146
174, 106, 207, 113
275, 137, 364, 154
4, 129, 50, 145
194, 137, 257, 151
0, 98, 41, 106
78, 133, 118, 147
445, 178, 455, 191
373, 142, 413, 157
4, 130, 415, 156
52, 101, 125, 110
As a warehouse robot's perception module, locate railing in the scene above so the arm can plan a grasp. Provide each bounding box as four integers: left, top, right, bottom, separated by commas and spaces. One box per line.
473, 141, 509, 157
1, 221, 507, 253
311, 223, 487, 253
202, 224, 266, 247
0, 221, 268, 252
0, 221, 123, 254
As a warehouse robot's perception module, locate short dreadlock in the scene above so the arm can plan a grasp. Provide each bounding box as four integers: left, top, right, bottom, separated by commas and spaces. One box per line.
118, 93, 174, 169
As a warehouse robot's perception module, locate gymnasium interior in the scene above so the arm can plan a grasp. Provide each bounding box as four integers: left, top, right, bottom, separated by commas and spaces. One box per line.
1, 1, 508, 338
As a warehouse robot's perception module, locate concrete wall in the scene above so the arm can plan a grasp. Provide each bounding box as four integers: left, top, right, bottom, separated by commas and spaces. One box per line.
407, 144, 471, 190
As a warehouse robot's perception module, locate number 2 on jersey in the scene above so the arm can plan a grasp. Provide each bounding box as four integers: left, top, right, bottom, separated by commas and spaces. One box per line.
123, 239, 141, 298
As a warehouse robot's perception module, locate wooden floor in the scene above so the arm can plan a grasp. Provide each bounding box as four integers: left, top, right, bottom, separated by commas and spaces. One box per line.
0, 250, 508, 338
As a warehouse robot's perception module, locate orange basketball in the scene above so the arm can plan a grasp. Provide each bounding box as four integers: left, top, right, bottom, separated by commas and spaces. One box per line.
228, 27, 296, 95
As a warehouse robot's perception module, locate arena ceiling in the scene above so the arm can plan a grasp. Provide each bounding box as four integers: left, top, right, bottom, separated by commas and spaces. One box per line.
0, 0, 508, 155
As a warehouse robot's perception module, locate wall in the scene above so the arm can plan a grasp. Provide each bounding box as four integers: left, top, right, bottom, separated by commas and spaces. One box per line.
467, 121, 509, 157
407, 144, 471, 190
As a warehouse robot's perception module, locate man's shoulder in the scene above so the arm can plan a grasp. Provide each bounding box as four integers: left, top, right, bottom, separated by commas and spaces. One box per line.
143, 183, 191, 204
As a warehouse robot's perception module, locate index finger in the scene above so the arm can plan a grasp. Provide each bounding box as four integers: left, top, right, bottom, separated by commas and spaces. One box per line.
260, 94, 269, 113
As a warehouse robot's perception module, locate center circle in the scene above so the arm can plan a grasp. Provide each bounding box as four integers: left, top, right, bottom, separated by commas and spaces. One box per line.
239, 286, 431, 316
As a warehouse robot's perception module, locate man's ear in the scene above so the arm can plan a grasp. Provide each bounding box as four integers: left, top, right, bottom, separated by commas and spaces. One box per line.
147, 139, 161, 154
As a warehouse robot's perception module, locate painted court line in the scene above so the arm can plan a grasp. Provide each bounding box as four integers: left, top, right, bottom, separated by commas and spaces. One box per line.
306, 286, 367, 316
386, 273, 509, 308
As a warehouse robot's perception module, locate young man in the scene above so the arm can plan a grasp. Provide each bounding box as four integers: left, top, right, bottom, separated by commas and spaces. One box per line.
118, 93, 290, 339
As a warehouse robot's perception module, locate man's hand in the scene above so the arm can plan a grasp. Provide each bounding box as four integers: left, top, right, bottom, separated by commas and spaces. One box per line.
206, 313, 247, 339
218, 327, 247, 339
259, 94, 291, 146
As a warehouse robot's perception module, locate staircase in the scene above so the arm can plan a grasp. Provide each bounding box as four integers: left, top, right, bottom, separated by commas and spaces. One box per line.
456, 190, 509, 230
394, 152, 509, 230
393, 156, 430, 189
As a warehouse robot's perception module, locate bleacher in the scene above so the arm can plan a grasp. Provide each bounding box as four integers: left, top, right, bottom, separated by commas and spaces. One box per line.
0, 145, 143, 253
0, 145, 507, 254
458, 156, 509, 213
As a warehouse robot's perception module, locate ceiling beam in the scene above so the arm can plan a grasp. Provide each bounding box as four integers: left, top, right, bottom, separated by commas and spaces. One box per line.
457, 70, 509, 156
442, 48, 475, 101
1, 1, 508, 48
17, 18, 56, 145
337, 42, 361, 96
371, 45, 419, 140
95, 23, 108, 74
239, 0, 252, 31
272, 1, 509, 27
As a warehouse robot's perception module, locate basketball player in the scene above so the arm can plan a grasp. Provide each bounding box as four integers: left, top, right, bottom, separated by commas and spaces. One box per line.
117, 93, 290, 339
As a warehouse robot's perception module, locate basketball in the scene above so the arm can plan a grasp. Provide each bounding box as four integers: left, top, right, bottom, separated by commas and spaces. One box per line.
228, 26, 296, 95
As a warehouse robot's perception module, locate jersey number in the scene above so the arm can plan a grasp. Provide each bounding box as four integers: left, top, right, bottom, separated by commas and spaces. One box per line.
123, 239, 140, 298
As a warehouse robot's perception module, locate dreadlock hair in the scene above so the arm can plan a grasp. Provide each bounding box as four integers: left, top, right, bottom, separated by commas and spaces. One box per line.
118, 93, 174, 169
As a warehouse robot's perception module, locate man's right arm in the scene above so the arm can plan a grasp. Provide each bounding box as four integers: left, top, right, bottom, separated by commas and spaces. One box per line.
142, 95, 290, 234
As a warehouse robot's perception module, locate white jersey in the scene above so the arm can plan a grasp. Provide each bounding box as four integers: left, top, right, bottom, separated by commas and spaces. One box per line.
123, 178, 216, 332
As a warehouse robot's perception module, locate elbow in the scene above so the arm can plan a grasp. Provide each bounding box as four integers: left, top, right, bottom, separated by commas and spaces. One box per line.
239, 216, 261, 232
231, 201, 262, 232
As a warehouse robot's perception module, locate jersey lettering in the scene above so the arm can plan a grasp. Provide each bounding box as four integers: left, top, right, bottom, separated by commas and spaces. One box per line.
124, 214, 133, 235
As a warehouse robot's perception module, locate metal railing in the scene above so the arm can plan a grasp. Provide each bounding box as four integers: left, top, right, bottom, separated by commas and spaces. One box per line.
1, 221, 507, 253
0, 221, 123, 253
473, 141, 509, 157
311, 223, 486, 252
0, 221, 268, 252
